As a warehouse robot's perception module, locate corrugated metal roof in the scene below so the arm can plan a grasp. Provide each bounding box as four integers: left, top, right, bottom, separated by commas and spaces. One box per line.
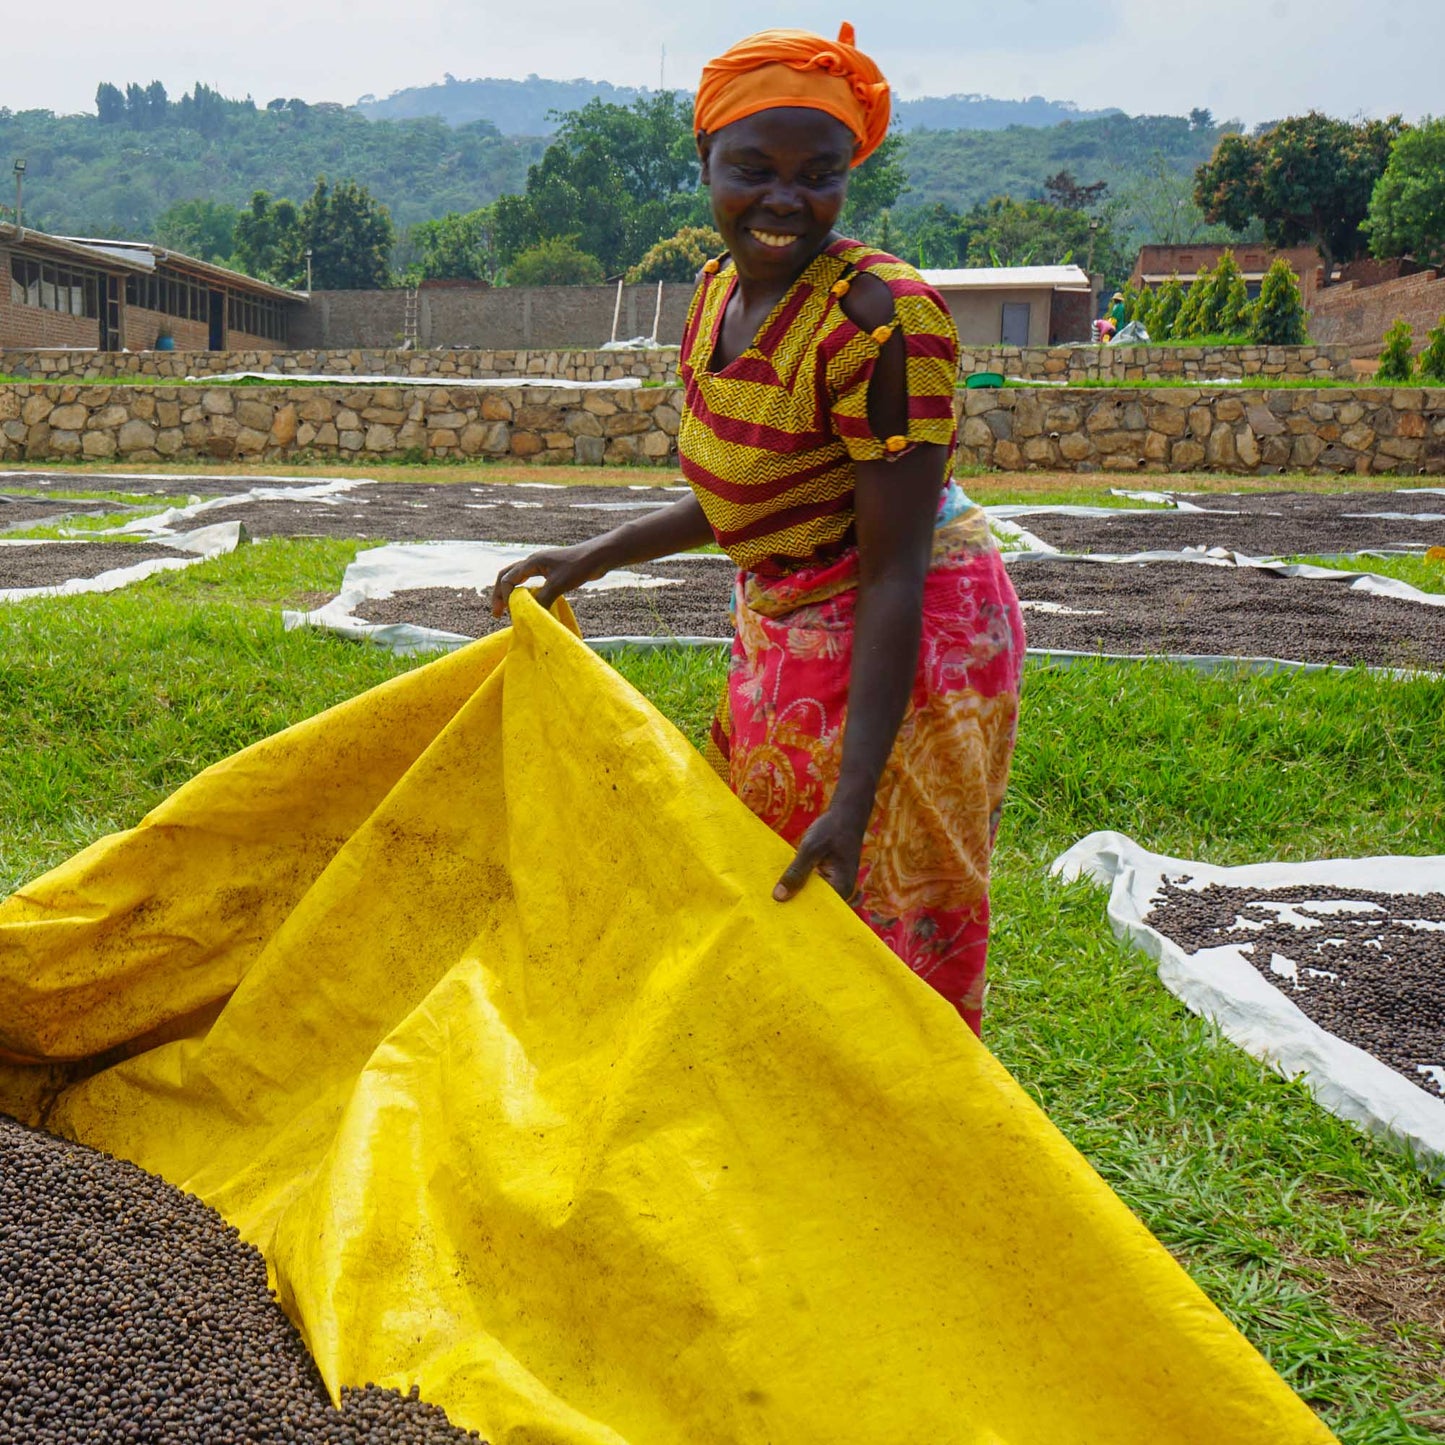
56, 235, 303, 303
920, 264, 1094, 292
0, 224, 152, 274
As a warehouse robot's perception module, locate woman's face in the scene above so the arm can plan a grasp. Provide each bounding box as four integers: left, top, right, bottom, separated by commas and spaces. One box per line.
699, 108, 855, 281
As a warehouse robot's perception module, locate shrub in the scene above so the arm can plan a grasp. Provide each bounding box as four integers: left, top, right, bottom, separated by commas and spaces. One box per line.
626, 226, 725, 284
1417, 316, 1445, 384
1133, 285, 1158, 336
1173, 265, 1215, 339
1206, 251, 1250, 336
1248, 258, 1308, 345
1376, 319, 1416, 382
506, 236, 605, 287
1152, 273, 1185, 340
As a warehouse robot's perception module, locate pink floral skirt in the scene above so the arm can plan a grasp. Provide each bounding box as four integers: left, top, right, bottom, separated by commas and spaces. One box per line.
704, 508, 1026, 1034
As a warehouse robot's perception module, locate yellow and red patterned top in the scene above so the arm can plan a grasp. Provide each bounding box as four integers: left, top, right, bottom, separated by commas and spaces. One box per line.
677, 238, 960, 574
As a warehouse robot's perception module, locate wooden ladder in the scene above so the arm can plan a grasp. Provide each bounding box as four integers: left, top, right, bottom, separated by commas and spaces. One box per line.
403, 286, 420, 349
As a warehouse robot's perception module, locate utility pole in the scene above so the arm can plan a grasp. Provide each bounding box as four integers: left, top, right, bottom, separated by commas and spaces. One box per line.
660, 45, 666, 93
12, 159, 26, 231
305, 248, 314, 293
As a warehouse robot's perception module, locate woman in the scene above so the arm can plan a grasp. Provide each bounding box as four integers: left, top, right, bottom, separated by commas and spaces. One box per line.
492, 24, 1025, 1034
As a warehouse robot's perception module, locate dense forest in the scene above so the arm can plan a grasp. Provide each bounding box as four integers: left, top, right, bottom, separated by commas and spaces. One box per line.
357, 75, 1120, 134
0, 80, 1227, 248
0, 85, 544, 236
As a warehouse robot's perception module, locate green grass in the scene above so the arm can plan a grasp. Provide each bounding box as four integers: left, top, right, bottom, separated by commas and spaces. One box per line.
1289, 555, 1445, 596
1, 544, 1443, 1439
1036, 376, 1424, 391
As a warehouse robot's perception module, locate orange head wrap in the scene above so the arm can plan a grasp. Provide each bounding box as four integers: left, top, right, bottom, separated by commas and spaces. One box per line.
694, 23, 891, 168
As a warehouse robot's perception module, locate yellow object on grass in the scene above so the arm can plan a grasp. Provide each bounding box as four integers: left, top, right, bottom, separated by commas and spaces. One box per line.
0, 592, 1334, 1444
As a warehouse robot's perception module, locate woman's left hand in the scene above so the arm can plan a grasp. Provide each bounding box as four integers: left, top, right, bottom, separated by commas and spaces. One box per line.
773, 803, 870, 904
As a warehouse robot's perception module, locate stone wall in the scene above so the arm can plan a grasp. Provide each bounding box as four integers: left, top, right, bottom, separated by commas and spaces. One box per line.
954, 386, 1445, 475
1309, 270, 1445, 355
0, 346, 681, 385
290, 283, 697, 350
0, 383, 681, 467
3, 380, 1439, 474
957, 343, 1354, 382
1, 342, 1351, 387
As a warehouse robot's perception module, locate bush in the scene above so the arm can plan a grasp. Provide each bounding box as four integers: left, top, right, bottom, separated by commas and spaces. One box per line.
1376, 319, 1416, 382
1248, 258, 1308, 345
506, 236, 606, 287
625, 226, 724, 284
1207, 251, 1250, 336
1151, 273, 1185, 340
1173, 265, 1215, 340
1133, 285, 1158, 336
1418, 316, 1445, 384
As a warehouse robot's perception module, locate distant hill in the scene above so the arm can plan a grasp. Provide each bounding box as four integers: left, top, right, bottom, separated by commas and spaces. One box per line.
356, 75, 1121, 134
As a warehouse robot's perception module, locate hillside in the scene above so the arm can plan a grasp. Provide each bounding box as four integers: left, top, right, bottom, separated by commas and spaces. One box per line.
0, 81, 1221, 250
0, 99, 544, 237
899, 112, 1226, 210
356, 75, 1121, 134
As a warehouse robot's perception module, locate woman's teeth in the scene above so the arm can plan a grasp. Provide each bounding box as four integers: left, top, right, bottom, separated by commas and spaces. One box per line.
749, 230, 798, 249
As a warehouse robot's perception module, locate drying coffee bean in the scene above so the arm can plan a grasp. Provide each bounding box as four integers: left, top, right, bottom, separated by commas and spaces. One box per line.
0, 1115, 487, 1443
1146, 881, 1445, 1099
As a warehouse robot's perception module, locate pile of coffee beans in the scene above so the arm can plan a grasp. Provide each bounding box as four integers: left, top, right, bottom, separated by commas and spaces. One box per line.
0, 1114, 487, 1443
1148, 881, 1445, 1099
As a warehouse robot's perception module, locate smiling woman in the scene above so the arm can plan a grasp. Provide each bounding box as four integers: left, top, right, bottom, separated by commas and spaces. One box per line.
493, 26, 1025, 1033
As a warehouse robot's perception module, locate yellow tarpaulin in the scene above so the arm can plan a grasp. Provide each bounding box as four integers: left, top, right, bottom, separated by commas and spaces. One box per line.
0, 592, 1333, 1444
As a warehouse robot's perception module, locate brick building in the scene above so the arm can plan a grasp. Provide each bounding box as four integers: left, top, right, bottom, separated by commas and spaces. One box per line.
1, 224, 302, 352
1130, 244, 1325, 305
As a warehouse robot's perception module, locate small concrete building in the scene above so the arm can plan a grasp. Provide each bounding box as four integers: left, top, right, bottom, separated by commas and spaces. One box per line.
918, 265, 1096, 346
2, 224, 302, 351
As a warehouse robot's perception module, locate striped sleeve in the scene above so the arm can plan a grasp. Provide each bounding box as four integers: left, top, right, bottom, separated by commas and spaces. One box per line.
825, 279, 961, 463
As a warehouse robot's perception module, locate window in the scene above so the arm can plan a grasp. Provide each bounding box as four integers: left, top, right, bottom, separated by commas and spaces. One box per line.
9, 255, 101, 317
124, 270, 209, 321
226, 291, 288, 343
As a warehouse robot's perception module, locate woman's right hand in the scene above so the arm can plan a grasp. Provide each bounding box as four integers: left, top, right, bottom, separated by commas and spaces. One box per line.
490, 539, 612, 619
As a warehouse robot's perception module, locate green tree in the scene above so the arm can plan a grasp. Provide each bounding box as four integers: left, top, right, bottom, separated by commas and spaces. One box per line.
626, 226, 724, 283
1151, 273, 1186, 340
95, 83, 125, 125
1194, 113, 1404, 281
494, 94, 703, 275
1172, 266, 1215, 339
153, 199, 241, 263
1248, 258, 1308, 345
1376, 319, 1416, 382
840, 131, 908, 239
960, 196, 1128, 284
299, 177, 394, 289
1365, 117, 1445, 268
408, 207, 495, 281
507, 235, 605, 287
231, 190, 303, 284
1418, 316, 1445, 385
1133, 284, 1158, 336
1205, 250, 1249, 335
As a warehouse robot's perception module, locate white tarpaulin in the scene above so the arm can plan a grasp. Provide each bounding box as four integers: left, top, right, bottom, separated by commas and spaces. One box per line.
192, 373, 643, 390
1053, 831, 1445, 1174
281, 539, 708, 655
1004, 548, 1445, 609
0, 522, 245, 604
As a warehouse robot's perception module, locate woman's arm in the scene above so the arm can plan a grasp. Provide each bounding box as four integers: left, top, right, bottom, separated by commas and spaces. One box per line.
775, 276, 948, 902
491, 492, 714, 617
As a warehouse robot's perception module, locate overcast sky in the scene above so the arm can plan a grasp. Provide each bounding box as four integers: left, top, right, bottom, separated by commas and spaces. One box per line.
11, 0, 1441, 126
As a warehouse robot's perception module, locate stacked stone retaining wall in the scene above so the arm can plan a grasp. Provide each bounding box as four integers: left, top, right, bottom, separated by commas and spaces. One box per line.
1, 342, 1353, 386
2, 382, 1440, 473
0, 347, 681, 385
956, 386, 1445, 475
0, 383, 680, 467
